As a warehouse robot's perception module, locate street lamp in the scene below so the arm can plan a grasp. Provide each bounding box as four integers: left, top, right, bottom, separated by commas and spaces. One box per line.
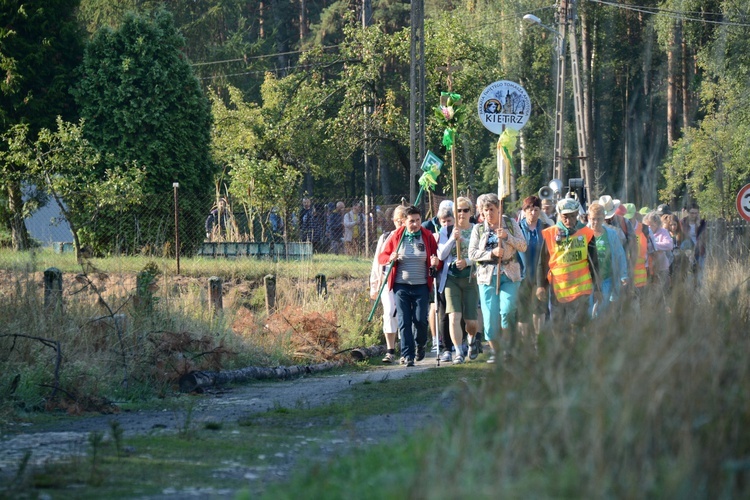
523, 14, 562, 37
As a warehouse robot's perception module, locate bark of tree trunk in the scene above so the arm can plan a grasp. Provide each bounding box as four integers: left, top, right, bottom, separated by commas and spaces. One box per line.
179, 360, 344, 392
7, 181, 29, 251
681, 22, 690, 130
667, 22, 676, 149
299, 0, 307, 42
259, 1, 265, 39
349, 344, 386, 361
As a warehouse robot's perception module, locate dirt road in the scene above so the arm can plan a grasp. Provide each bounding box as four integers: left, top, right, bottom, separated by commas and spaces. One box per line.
1, 358, 449, 496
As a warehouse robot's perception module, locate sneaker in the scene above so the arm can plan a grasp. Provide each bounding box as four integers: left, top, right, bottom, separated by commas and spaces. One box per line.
486, 355, 496, 364
416, 344, 426, 362
439, 350, 452, 362
406, 357, 415, 367
453, 355, 464, 364
461, 343, 469, 357
468, 342, 478, 361
382, 353, 395, 364
399, 356, 406, 365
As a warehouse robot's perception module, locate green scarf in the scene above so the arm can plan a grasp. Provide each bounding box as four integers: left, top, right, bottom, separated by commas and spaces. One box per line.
556, 220, 584, 238
404, 229, 421, 243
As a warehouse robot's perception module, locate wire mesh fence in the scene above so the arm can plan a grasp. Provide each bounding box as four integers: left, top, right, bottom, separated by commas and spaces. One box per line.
26, 190, 750, 270
33, 190, 452, 262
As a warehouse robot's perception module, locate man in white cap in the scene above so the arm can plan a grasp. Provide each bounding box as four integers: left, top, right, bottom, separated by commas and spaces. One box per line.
536, 197, 601, 332
423, 199, 454, 234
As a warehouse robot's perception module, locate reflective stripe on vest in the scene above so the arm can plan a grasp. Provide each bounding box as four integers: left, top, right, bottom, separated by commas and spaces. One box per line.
542, 226, 594, 303
633, 221, 648, 288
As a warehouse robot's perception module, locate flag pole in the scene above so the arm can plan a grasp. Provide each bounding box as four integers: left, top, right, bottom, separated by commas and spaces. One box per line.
496, 124, 506, 295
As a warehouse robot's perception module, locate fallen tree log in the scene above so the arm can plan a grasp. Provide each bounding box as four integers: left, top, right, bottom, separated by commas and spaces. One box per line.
349, 345, 386, 361
178, 360, 344, 393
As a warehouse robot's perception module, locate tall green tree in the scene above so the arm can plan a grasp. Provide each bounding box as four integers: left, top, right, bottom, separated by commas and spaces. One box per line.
73, 8, 214, 195
661, 0, 750, 217
0, 0, 84, 249
72, 8, 214, 253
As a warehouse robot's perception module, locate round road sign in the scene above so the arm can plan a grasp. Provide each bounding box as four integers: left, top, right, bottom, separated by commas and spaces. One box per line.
477, 80, 531, 134
737, 183, 750, 221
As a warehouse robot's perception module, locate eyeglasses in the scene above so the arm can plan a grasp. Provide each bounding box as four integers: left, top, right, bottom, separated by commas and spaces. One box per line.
456, 208, 471, 213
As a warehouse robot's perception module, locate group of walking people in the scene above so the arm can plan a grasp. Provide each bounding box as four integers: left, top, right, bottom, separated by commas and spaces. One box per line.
370, 192, 707, 366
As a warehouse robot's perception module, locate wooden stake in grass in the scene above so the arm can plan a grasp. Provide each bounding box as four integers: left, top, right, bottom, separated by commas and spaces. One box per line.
209, 276, 223, 313
44, 267, 63, 313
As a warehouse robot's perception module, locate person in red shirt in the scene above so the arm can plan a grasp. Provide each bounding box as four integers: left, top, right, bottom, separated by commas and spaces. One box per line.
378, 206, 438, 366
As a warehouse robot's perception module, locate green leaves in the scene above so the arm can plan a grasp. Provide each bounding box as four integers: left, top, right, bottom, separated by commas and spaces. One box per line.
73, 8, 213, 196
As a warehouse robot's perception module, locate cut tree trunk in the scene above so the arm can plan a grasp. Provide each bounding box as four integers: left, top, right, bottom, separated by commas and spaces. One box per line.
179, 361, 344, 392
349, 345, 386, 361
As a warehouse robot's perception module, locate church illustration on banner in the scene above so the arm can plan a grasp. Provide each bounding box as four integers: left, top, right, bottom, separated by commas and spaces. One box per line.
483, 90, 526, 115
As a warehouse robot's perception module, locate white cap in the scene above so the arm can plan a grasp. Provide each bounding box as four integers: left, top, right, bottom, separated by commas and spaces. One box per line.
438, 199, 454, 212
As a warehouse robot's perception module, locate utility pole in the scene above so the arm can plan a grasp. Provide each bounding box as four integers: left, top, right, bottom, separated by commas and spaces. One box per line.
409, 0, 425, 203
536, 0, 591, 203
566, 0, 592, 203
362, 0, 372, 256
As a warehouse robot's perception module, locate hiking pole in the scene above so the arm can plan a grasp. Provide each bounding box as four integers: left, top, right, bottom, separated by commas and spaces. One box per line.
433, 268, 441, 366
367, 152, 444, 322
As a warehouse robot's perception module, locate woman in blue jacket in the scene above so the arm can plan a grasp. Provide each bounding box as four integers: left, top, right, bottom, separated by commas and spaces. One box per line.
587, 203, 629, 317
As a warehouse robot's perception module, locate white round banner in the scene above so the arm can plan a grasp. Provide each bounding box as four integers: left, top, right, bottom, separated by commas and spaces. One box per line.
477, 80, 531, 133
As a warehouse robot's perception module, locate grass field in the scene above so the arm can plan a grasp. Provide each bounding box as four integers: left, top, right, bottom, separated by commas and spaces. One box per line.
3, 248, 750, 497
263, 258, 750, 498
0, 248, 375, 418
0, 247, 371, 280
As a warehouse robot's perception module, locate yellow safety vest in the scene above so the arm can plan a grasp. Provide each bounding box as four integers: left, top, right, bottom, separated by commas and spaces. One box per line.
542, 225, 595, 303
633, 221, 648, 288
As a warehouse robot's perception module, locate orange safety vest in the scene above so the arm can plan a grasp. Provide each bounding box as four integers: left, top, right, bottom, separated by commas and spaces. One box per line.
632, 220, 648, 288
541, 225, 595, 303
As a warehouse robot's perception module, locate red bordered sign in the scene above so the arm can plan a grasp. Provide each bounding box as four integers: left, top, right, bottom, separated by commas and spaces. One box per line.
737, 183, 750, 222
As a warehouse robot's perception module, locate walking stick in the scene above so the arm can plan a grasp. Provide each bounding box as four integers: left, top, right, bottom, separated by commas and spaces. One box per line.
434, 270, 441, 366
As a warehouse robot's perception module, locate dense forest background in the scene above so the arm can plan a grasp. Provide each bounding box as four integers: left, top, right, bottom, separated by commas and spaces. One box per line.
1, 0, 749, 251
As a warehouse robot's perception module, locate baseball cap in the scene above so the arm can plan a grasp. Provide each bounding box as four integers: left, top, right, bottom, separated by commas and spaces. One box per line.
656, 203, 672, 215
639, 206, 650, 215
557, 198, 580, 215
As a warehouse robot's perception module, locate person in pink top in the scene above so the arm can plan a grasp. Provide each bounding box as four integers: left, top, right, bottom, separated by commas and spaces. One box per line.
643, 211, 673, 309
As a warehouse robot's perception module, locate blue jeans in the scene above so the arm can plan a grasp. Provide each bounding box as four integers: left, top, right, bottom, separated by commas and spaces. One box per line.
478, 274, 520, 342
589, 277, 613, 318
393, 283, 430, 359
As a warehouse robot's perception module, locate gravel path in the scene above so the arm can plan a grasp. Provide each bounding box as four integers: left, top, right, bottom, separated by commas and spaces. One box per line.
0, 357, 448, 494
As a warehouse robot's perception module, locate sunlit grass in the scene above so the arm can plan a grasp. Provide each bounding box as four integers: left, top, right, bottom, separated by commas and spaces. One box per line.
0, 248, 377, 417
0, 247, 371, 279
263, 257, 750, 498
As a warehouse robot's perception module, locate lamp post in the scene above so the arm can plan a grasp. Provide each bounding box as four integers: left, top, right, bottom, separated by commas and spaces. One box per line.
524, 3, 592, 205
